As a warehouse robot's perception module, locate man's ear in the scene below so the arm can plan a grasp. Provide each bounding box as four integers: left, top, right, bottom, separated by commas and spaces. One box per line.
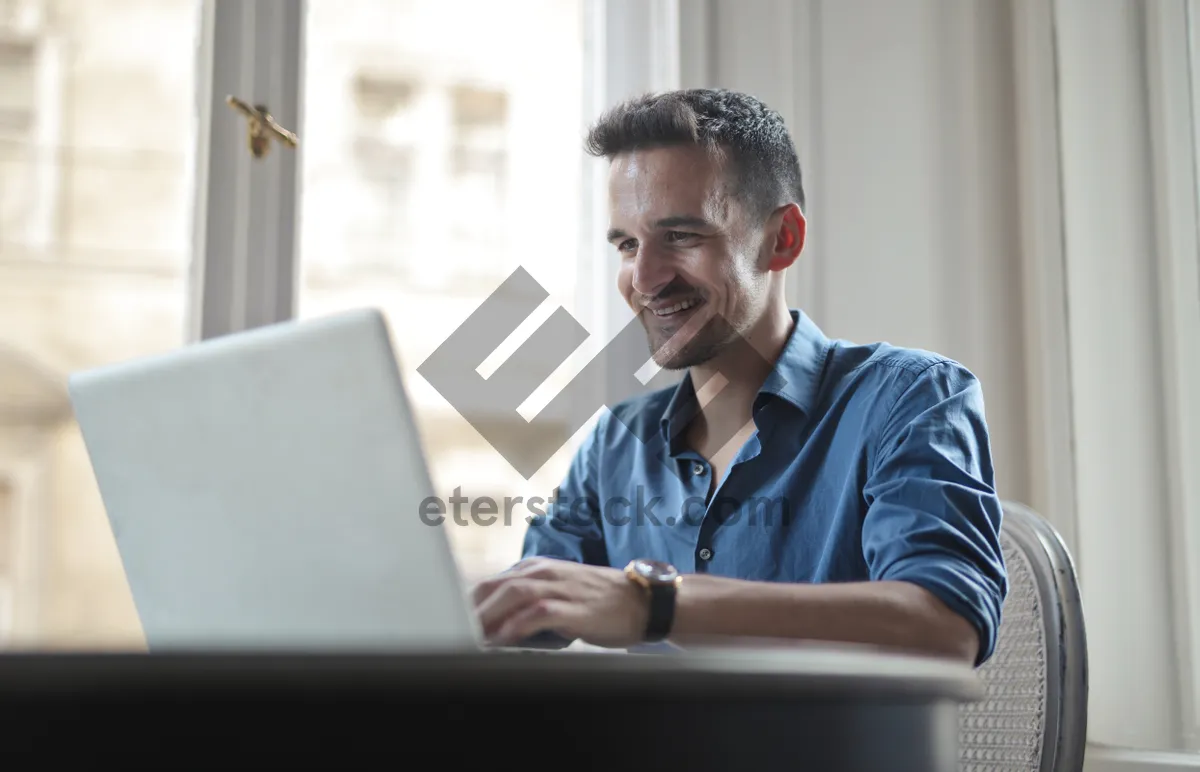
766, 203, 806, 272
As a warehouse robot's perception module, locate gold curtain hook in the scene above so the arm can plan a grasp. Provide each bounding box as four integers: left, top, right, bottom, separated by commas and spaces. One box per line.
225, 95, 299, 160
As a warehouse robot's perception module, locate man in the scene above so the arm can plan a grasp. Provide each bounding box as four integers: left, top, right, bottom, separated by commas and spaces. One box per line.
471, 88, 1007, 666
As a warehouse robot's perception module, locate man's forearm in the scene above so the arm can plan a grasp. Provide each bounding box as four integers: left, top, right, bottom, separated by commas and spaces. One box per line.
670, 575, 980, 664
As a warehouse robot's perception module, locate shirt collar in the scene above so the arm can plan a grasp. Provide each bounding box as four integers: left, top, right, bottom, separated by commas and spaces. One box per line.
659, 309, 831, 444
758, 309, 831, 414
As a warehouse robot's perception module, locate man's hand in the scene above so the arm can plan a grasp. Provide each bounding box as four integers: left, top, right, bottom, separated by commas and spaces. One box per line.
471, 558, 648, 648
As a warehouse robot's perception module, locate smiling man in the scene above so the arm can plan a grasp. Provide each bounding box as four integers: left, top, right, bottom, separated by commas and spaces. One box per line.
470, 88, 1008, 665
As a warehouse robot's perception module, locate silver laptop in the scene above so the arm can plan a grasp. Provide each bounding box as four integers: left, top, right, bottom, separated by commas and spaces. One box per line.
68, 308, 485, 653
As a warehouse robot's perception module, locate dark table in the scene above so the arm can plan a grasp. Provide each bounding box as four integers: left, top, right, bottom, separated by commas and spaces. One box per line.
0, 643, 981, 769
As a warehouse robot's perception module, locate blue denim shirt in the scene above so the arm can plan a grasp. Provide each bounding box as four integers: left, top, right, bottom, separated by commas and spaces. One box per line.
521, 310, 1008, 664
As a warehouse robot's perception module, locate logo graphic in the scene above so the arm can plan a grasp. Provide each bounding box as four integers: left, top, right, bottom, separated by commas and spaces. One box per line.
416, 267, 782, 480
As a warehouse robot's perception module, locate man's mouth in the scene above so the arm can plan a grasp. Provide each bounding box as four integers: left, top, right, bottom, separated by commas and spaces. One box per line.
648, 297, 704, 317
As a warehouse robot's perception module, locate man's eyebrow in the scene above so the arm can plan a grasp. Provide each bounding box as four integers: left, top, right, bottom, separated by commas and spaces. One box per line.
654, 215, 712, 230
606, 216, 713, 243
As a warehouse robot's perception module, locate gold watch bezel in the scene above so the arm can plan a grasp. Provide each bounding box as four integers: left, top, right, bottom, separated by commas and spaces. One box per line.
624, 559, 682, 591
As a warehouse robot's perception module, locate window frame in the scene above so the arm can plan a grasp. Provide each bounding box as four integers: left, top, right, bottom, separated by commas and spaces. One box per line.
186, 0, 305, 342
579, 0, 680, 343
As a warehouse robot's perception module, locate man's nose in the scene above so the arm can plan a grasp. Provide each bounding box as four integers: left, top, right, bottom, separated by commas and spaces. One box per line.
630, 244, 675, 300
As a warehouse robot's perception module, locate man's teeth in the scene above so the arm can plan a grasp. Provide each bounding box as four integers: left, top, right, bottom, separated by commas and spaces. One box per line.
653, 298, 702, 317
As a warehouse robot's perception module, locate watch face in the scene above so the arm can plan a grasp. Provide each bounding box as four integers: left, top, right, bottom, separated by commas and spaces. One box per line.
632, 559, 678, 584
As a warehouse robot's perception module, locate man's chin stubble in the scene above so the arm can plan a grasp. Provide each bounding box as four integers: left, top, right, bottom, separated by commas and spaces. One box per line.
641, 309, 725, 370
647, 332, 720, 371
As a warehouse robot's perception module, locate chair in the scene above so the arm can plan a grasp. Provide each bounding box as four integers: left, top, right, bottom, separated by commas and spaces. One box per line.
959, 501, 1089, 772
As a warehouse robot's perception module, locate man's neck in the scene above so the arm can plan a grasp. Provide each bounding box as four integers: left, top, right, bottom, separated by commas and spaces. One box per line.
686, 303, 795, 455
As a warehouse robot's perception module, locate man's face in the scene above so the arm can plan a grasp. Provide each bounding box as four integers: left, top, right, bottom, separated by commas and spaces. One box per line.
608, 145, 771, 369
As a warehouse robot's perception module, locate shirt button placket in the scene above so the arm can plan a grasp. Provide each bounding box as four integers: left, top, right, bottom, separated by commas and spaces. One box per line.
685, 459, 714, 572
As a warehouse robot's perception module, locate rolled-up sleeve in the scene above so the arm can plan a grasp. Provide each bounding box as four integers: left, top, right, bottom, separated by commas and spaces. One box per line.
861, 360, 1008, 666
521, 414, 610, 567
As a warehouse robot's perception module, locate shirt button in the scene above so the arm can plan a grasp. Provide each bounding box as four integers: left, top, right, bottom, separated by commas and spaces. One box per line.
698, 547, 713, 561
692, 462, 706, 476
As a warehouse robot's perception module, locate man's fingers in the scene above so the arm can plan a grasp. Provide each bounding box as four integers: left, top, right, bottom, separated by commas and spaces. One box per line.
471, 559, 565, 608
475, 578, 565, 638
471, 562, 531, 606
491, 598, 576, 646
470, 575, 504, 607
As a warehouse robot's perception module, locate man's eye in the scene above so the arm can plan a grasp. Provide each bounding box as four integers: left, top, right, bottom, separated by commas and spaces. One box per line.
666, 231, 695, 243
617, 239, 637, 252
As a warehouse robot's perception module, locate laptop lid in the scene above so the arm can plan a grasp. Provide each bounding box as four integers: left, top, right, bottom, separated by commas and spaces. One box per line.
68, 308, 482, 652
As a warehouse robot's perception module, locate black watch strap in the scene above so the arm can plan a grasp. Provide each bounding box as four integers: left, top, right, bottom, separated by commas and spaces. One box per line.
644, 582, 677, 642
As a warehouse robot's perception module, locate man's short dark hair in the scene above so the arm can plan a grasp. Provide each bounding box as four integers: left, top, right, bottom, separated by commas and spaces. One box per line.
584, 88, 805, 220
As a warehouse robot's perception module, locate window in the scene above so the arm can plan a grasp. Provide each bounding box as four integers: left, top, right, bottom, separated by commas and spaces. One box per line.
448, 84, 508, 246
0, 0, 594, 648
311, 74, 516, 290
0, 34, 50, 251
345, 75, 419, 268
0, 0, 198, 649
297, 0, 586, 584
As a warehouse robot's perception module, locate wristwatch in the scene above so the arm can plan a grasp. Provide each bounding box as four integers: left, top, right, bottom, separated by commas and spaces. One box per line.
624, 559, 681, 642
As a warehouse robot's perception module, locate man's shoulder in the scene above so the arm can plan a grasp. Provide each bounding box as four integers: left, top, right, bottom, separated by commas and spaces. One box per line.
827, 337, 978, 398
